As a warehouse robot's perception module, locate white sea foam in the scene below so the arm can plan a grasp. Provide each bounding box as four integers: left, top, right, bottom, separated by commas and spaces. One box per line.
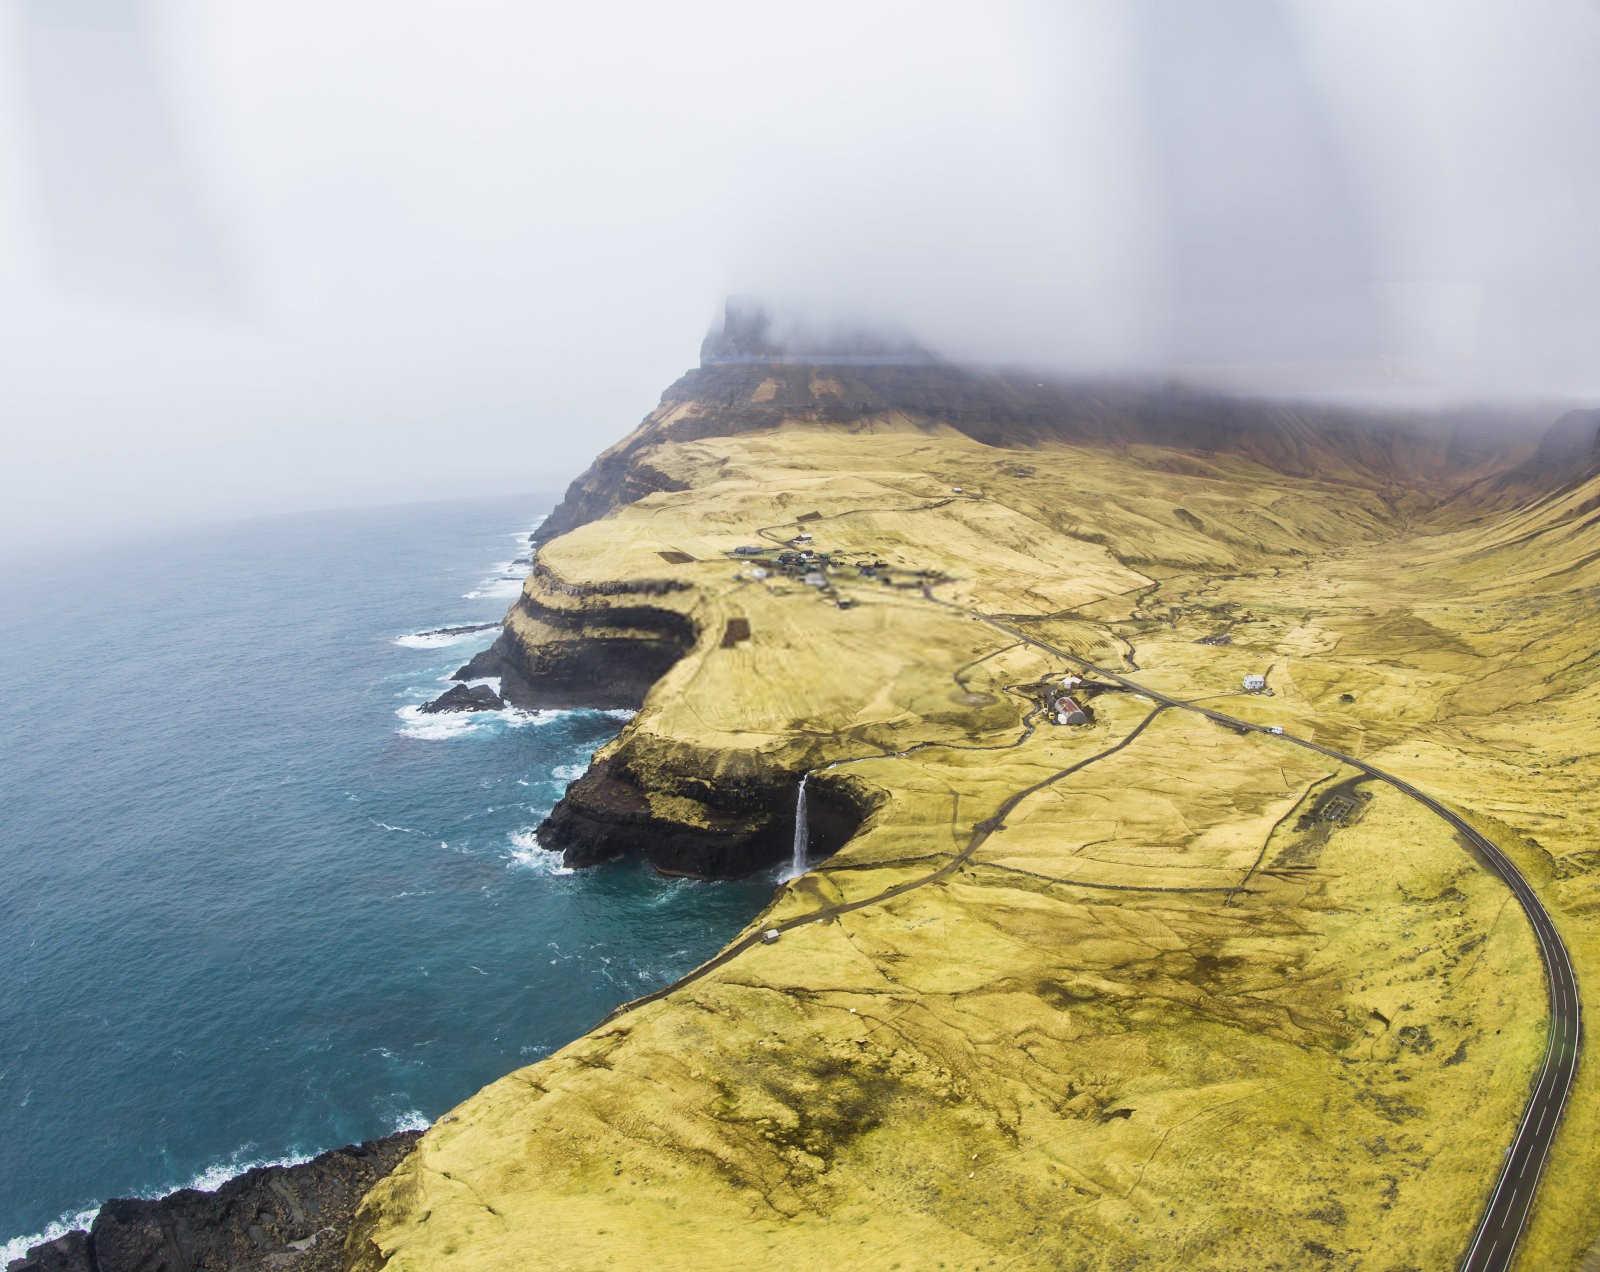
0, 1148, 307, 1264
392, 626, 493, 650
181, 1146, 319, 1194
462, 575, 524, 601
2, 1206, 100, 1266
370, 819, 424, 835
551, 763, 586, 781
0, 1107, 440, 1264
394, 704, 479, 740
396, 700, 562, 740
506, 828, 573, 875
502, 707, 564, 730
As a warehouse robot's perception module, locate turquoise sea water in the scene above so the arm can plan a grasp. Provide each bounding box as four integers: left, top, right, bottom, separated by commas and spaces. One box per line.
0, 496, 773, 1259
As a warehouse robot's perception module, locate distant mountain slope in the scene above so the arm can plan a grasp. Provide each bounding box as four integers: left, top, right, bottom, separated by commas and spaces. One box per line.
536, 360, 1541, 548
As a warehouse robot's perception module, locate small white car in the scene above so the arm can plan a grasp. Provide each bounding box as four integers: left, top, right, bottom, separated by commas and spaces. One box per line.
762, 928, 782, 944
1268, 725, 1285, 735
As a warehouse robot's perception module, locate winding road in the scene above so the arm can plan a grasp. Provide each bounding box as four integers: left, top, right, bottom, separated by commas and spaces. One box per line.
974, 610, 1582, 1272
601, 543, 1579, 1271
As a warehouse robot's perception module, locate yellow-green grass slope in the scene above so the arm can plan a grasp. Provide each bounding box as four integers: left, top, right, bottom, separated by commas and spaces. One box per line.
350, 405, 1600, 1270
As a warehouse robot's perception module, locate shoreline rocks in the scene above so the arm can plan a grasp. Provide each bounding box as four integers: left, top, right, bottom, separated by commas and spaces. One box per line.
7, 1132, 420, 1272
418, 682, 503, 714
410, 621, 499, 640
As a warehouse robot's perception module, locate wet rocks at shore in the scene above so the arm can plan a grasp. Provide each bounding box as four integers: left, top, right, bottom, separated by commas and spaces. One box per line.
7, 1132, 420, 1272
411, 621, 499, 641
419, 682, 504, 714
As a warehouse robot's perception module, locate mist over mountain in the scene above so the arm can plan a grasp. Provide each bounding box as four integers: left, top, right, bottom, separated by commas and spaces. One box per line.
2, 1, 1599, 554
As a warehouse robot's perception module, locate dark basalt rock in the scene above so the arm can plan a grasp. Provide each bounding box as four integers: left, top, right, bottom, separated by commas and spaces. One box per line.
409, 621, 499, 640
7, 1232, 91, 1272
7, 1132, 419, 1272
535, 757, 875, 879
451, 603, 695, 712
419, 682, 503, 714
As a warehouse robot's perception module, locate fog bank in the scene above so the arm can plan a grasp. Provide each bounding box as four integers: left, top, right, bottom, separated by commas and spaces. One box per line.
2, 1, 1597, 551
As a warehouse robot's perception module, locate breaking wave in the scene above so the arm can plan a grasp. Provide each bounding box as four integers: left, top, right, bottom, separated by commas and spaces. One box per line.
392, 625, 495, 650
396, 704, 607, 741
507, 828, 573, 875
2, 1208, 100, 1267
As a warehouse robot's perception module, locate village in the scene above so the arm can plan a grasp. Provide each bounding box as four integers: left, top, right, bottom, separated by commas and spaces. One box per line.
723, 525, 1279, 733
725, 529, 951, 612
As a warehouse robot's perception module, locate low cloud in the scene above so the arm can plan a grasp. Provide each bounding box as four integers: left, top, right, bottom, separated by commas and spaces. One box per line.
1, 1, 1597, 550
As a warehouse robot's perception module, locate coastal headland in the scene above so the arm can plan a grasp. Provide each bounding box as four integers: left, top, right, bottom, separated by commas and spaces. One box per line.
349, 332, 1600, 1268
16, 321, 1600, 1271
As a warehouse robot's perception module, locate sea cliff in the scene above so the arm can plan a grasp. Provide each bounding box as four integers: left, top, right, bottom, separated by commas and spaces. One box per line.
19, 333, 1600, 1271
345, 343, 1600, 1268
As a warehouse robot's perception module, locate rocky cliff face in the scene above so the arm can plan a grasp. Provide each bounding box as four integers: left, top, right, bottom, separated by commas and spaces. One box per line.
451, 570, 697, 712
538, 754, 875, 877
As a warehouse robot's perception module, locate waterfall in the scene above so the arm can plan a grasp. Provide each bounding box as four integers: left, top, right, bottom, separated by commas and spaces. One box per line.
790, 775, 809, 878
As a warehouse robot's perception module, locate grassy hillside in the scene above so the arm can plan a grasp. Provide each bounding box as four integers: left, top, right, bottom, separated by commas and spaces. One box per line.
347, 373, 1600, 1270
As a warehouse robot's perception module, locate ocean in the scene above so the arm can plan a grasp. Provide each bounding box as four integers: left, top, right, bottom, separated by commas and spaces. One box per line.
0, 495, 774, 1259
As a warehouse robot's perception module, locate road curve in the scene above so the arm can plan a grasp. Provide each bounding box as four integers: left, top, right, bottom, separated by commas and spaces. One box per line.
593, 567, 1578, 1269
596, 702, 1171, 1027
978, 612, 1582, 1272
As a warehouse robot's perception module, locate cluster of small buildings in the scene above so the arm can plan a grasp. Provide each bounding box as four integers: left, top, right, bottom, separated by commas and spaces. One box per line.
727, 541, 853, 607
725, 534, 944, 611
1049, 675, 1090, 725
1242, 673, 1269, 694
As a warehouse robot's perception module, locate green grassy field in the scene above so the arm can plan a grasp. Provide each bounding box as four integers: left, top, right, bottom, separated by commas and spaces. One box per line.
349, 390, 1600, 1270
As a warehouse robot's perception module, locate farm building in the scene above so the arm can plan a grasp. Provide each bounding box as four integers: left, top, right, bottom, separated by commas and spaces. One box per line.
1242, 673, 1267, 692
1053, 695, 1089, 726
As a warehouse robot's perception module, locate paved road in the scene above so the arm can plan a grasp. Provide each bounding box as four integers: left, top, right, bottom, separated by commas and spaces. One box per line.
597, 702, 1171, 1027
978, 613, 1583, 1272
600, 568, 1579, 1269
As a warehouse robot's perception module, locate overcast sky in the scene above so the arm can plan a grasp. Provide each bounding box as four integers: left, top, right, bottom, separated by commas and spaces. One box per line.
3, 1, 1599, 553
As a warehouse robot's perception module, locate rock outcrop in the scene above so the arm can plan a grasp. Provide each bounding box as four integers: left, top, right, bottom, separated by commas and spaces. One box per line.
408, 622, 498, 641
451, 582, 696, 713
419, 682, 503, 714
537, 755, 875, 877
7, 1133, 419, 1272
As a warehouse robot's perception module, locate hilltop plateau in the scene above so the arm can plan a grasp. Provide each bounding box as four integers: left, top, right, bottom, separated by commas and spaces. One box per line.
350, 334, 1600, 1269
